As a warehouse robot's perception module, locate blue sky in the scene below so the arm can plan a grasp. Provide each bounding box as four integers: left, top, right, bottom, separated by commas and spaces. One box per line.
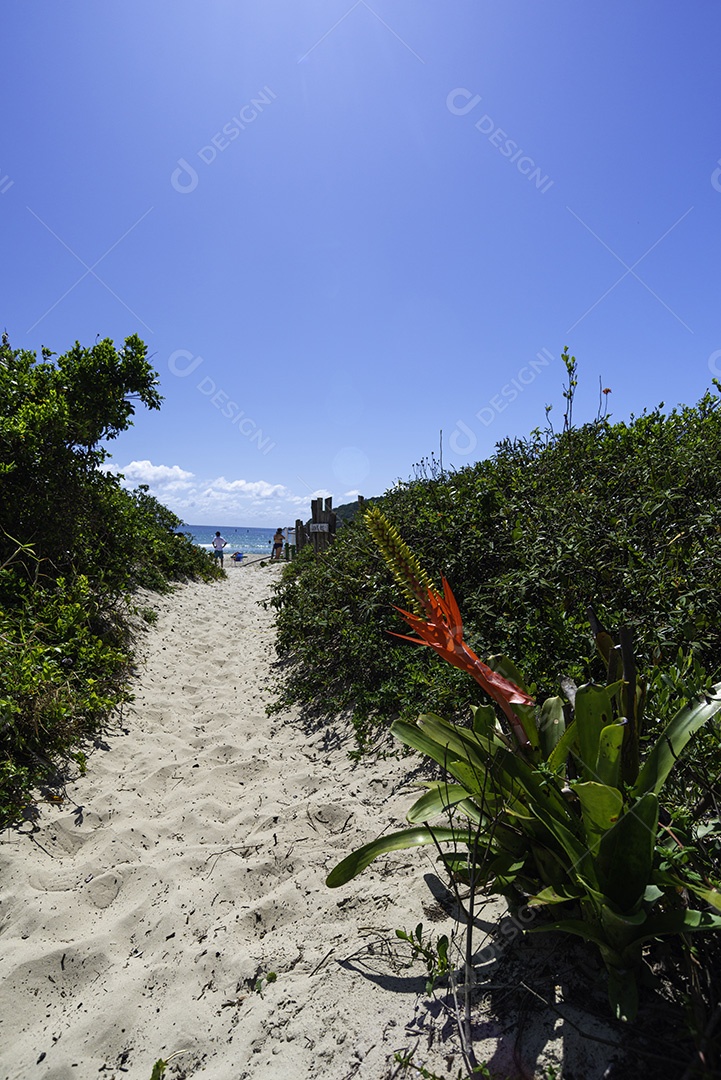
3, 1, 720, 526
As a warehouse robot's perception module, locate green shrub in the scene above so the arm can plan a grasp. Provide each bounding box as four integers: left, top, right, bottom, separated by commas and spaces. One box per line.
326, 512, 721, 1023
0, 332, 220, 823
268, 383, 721, 749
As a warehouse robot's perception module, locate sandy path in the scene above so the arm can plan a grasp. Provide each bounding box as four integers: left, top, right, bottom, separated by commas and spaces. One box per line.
0, 563, 465, 1080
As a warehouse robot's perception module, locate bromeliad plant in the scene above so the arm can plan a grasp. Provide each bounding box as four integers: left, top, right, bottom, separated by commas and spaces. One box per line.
327, 509, 721, 1021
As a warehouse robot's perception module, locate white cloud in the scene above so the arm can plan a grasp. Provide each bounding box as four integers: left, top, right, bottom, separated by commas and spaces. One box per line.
106, 463, 339, 525
285, 488, 333, 507
117, 460, 195, 484
210, 477, 288, 498
163, 479, 196, 492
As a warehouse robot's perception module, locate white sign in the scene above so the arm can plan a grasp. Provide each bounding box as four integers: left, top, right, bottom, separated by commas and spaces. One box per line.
310, 523, 330, 533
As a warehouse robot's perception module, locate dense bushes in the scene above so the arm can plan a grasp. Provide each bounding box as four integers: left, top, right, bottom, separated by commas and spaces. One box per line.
268, 373, 721, 1059
0, 332, 219, 823
268, 385, 721, 757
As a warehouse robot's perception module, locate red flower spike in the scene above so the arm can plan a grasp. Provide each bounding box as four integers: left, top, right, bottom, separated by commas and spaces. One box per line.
391, 577, 534, 746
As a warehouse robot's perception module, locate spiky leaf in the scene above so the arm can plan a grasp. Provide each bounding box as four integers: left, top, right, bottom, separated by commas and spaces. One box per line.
326, 826, 469, 888
633, 685, 721, 796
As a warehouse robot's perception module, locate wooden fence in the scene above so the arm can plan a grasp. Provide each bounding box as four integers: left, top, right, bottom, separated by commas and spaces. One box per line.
293, 495, 365, 556
294, 496, 336, 555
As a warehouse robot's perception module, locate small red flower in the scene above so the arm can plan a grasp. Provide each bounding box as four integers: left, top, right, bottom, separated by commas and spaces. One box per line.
391, 577, 534, 745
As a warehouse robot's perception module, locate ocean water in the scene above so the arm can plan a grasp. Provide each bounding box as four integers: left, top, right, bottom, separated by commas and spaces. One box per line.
181, 524, 282, 556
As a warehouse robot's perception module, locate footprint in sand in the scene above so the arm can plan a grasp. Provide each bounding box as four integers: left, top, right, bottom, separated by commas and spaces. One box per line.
85, 871, 122, 908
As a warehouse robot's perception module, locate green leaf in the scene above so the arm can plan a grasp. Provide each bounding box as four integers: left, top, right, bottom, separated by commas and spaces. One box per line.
573, 781, 623, 853
391, 719, 457, 772
471, 703, 500, 738
594, 793, 658, 913
633, 684, 721, 796
493, 747, 575, 826
652, 869, 721, 913
607, 965, 639, 1022
547, 717, 577, 772
594, 630, 617, 669
530, 840, 584, 895
405, 783, 482, 825
447, 760, 507, 812
686, 883, 721, 912
486, 655, 540, 750
440, 852, 480, 876
595, 721, 625, 788
486, 653, 531, 694
538, 696, 565, 758
574, 685, 614, 780
391, 717, 493, 779
528, 884, 583, 907
529, 916, 607, 948
636, 907, 721, 943
510, 703, 542, 752
599, 901, 647, 939
326, 826, 471, 887
393, 715, 497, 783
528, 798, 595, 885
417, 711, 505, 759
487, 851, 527, 889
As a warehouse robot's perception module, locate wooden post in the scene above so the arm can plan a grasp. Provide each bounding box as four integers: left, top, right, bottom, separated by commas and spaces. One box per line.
325, 497, 337, 548
309, 496, 334, 553
303, 496, 348, 555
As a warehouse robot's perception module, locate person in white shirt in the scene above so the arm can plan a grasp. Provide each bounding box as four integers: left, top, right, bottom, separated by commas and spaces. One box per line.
211, 531, 227, 566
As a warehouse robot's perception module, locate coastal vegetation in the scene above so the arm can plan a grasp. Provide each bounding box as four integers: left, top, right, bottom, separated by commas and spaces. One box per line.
0, 332, 219, 825
269, 356, 721, 1073
270, 360, 721, 773
328, 510, 721, 1025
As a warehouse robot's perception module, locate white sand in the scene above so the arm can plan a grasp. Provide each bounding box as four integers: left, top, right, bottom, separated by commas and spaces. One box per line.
0, 562, 476, 1079
0, 562, 633, 1079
